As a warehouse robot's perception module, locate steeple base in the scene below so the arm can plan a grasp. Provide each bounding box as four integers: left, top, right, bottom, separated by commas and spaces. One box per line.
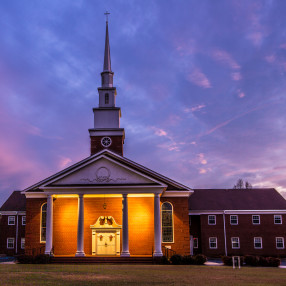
89, 129, 125, 156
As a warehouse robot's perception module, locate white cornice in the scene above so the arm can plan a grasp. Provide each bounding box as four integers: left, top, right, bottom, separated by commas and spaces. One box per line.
162, 191, 193, 197
0, 211, 26, 215
24, 192, 47, 198
189, 210, 286, 215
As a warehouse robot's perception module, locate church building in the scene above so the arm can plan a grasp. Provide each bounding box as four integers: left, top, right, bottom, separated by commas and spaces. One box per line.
17, 19, 286, 260
22, 19, 191, 259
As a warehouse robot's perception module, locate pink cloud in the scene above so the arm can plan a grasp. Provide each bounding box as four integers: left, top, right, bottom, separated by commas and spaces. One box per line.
279, 43, 286, 50
197, 153, 207, 165
212, 49, 240, 70
265, 55, 276, 63
151, 127, 168, 137
187, 69, 211, 89
247, 32, 263, 46
184, 104, 206, 113
232, 72, 242, 81
58, 156, 72, 169
199, 168, 207, 174
238, 91, 245, 98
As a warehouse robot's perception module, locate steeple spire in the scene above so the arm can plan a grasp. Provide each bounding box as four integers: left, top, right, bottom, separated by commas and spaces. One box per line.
101, 12, 114, 88
103, 16, 111, 72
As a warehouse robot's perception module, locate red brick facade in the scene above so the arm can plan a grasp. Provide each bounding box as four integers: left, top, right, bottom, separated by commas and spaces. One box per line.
90, 136, 124, 156
0, 214, 26, 256
161, 197, 190, 255
190, 213, 286, 257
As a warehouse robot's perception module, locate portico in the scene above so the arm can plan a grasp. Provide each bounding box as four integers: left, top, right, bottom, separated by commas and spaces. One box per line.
43, 191, 164, 257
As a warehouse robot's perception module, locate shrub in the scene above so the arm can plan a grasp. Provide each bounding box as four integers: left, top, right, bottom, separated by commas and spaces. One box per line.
170, 254, 183, 265
258, 256, 269, 267
182, 255, 195, 265
244, 255, 259, 266
221, 256, 232, 266
34, 254, 50, 264
17, 255, 34, 264
268, 257, 281, 267
194, 254, 207, 265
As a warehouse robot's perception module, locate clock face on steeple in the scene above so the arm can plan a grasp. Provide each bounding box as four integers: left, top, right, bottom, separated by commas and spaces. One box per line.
101, 137, 112, 147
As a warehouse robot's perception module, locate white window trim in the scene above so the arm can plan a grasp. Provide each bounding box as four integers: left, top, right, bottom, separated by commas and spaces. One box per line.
274, 215, 282, 225
231, 237, 240, 249
193, 237, 198, 249
21, 238, 25, 249
209, 237, 217, 249
254, 237, 263, 249
276, 237, 284, 249
252, 215, 260, 225
8, 216, 15, 225
22, 216, 26, 225
161, 201, 174, 243
40, 203, 47, 243
230, 215, 238, 225
208, 215, 216, 225
7, 238, 15, 249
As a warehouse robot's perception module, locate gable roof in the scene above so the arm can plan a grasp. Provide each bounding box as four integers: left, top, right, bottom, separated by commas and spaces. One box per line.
0, 191, 26, 212
23, 149, 192, 193
189, 188, 286, 211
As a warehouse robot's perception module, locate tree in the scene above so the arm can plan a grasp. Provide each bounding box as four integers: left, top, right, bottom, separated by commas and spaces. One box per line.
233, 179, 252, 189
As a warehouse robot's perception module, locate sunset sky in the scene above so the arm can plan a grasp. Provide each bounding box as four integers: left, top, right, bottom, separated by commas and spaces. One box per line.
1, 0, 286, 205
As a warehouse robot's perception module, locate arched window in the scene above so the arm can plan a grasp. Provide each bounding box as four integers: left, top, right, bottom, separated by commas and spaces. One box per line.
161, 202, 174, 243
105, 93, 109, 104
40, 203, 47, 242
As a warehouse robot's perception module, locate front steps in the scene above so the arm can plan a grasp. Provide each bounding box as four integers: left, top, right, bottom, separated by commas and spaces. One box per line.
50, 256, 154, 264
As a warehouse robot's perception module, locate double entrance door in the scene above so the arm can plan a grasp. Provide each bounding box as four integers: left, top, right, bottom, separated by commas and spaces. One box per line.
97, 232, 116, 255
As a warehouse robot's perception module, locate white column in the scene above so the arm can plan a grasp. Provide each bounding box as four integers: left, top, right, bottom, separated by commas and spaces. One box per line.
121, 194, 130, 257
153, 193, 163, 257
75, 194, 85, 257
45, 195, 53, 255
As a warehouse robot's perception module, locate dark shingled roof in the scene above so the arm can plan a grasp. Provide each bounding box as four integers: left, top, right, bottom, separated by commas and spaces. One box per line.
0, 191, 26, 211
189, 188, 286, 211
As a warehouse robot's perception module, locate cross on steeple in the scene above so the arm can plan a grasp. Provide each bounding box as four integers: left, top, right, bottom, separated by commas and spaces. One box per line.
104, 11, 110, 22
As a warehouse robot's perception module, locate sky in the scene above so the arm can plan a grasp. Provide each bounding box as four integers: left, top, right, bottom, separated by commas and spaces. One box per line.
1, 0, 286, 205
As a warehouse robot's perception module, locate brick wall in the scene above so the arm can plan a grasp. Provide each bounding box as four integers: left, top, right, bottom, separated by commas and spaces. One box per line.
0, 214, 25, 255
90, 136, 124, 156
192, 213, 286, 257
25, 198, 47, 254
161, 197, 190, 256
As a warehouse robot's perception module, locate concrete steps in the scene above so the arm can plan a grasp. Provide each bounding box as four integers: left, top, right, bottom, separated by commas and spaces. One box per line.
50, 256, 154, 264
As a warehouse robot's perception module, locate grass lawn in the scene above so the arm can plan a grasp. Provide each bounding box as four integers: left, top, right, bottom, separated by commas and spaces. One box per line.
0, 264, 286, 286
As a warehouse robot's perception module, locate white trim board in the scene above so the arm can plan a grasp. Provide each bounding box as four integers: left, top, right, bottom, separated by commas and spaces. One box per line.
189, 210, 286, 215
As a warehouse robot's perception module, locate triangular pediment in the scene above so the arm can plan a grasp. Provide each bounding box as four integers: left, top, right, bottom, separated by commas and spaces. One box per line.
46, 156, 162, 187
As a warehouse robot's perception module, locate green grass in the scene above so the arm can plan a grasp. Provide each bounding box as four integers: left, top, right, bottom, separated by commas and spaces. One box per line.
0, 264, 286, 286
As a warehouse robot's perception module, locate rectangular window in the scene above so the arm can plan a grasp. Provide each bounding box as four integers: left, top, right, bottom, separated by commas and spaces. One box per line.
7, 238, 14, 249
209, 237, 217, 249
208, 215, 216, 225
21, 238, 25, 249
105, 93, 109, 104
22, 216, 26, 225
231, 237, 240, 249
230, 215, 238, 225
276, 237, 284, 249
254, 237, 262, 249
193, 237, 198, 248
274, 215, 282, 224
8, 216, 15, 225
252, 215, 260, 225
